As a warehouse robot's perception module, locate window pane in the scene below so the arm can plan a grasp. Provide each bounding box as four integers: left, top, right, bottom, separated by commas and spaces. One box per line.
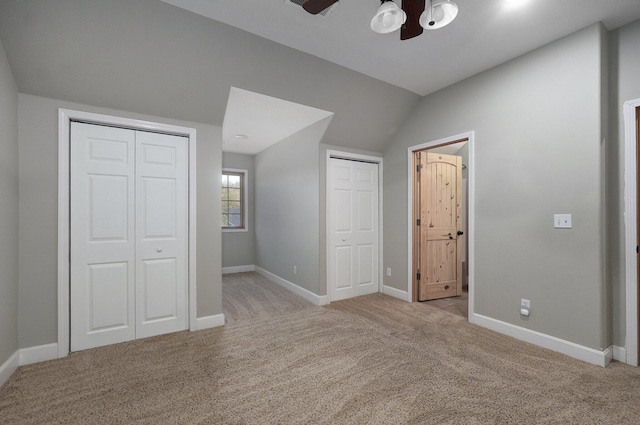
228, 175, 241, 188
222, 171, 246, 229
229, 214, 242, 227
228, 201, 240, 213
228, 188, 241, 201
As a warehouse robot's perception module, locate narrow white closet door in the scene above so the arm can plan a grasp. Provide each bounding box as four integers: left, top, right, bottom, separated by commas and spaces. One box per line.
135, 131, 188, 338
70, 122, 136, 351
329, 158, 379, 301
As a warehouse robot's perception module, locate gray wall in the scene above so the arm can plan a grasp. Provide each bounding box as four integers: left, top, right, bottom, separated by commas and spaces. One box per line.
222, 152, 255, 268
255, 118, 332, 295
383, 24, 607, 350
608, 19, 640, 346
0, 0, 419, 153
17, 94, 222, 349
0, 40, 19, 365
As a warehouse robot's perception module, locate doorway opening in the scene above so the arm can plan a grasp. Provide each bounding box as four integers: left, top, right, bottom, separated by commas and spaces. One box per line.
407, 132, 474, 320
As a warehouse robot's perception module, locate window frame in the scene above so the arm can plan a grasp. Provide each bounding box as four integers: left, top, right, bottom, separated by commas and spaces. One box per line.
221, 168, 249, 233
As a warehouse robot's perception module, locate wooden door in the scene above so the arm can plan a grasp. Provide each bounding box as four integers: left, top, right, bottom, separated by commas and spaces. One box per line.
416, 152, 463, 301
329, 158, 379, 301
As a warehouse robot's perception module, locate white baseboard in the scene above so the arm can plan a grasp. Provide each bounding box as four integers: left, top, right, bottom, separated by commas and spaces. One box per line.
255, 266, 329, 306
471, 313, 611, 367
612, 345, 626, 363
222, 265, 255, 274
382, 285, 410, 302
195, 314, 226, 330
20, 343, 59, 366
0, 351, 19, 388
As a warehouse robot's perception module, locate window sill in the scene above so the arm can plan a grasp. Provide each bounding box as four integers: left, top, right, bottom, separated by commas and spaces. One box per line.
222, 228, 249, 233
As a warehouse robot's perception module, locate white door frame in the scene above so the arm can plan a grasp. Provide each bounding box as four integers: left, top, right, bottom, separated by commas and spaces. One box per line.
326, 150, 383, 302
57, 109, 197, 358
624, 99, 640, 367
407, 131, 475, 319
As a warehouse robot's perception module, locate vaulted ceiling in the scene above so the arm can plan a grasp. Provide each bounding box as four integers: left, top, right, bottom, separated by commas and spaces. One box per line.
162, 0, 640, 95
1, 0, 639, 153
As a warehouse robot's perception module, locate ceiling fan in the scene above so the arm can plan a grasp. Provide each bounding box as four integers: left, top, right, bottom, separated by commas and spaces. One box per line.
301, 0, 458, 40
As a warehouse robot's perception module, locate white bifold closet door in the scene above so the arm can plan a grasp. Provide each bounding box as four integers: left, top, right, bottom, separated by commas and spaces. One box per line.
328, 158, 379, 301
70, 122, 188, 352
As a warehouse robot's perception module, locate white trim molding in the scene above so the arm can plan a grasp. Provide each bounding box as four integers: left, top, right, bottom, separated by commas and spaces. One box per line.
407, 132, 475, 317
222, 265, 255, 274
195, 314, 226, 330
255, 266, 329, 306
0, 352, 19, 388
57, 109, 198, 358
382, 285, 410, 302
613, 345, 626, 363
325, 150, 384, 302
19, 343, 59, 366
624, 98, 640, 367
472, 313, 611, 367
1, 343, 64, 387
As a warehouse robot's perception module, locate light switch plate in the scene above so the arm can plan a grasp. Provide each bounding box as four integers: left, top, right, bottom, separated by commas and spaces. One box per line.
554, 214, 572, 229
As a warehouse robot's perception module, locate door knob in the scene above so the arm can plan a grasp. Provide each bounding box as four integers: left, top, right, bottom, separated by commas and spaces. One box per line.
457, 231, 464, 236
342, 237, 347, 242
157, 247, 163, 253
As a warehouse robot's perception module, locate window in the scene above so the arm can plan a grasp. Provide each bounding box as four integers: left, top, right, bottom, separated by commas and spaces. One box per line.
221, 169, 247, 231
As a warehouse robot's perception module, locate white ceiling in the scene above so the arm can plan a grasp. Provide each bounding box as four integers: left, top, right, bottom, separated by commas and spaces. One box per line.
161, 0, 640, 96
223, 87, 333, 154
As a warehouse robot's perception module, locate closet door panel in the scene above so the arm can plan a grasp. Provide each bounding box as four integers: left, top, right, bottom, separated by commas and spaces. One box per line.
135, 131, 188, 338
70, 122, 136, 351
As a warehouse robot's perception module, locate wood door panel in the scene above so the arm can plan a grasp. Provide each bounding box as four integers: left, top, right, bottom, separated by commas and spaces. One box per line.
424, 240, 457, 284
417, 152, 463, 301
425, 227, 457, 239
422, 281, 458, 300
424, 160, 457, 229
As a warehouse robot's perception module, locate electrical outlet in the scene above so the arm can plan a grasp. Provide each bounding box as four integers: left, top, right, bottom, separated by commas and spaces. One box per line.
520, 299, 531, 317
293, 265, 297, 274
554, 214, 572, 229
386, 267, 391, 276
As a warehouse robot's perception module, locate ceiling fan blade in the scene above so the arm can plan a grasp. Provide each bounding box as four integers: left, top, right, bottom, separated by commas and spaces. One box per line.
401, 0, 425, 40
302, 0, 339, 15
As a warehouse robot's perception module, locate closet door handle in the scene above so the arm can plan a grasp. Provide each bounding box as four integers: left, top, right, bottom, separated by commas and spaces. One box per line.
157, 247, 163, 253
457, 231, 464, 236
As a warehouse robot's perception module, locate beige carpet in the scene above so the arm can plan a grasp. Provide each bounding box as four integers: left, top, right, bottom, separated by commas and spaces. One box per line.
1, 272, 640, 424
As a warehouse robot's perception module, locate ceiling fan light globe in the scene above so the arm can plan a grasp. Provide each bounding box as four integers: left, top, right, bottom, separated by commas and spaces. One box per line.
419, 0, 458, 30
371, 1, 407, 34
432, 6, 445, 22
